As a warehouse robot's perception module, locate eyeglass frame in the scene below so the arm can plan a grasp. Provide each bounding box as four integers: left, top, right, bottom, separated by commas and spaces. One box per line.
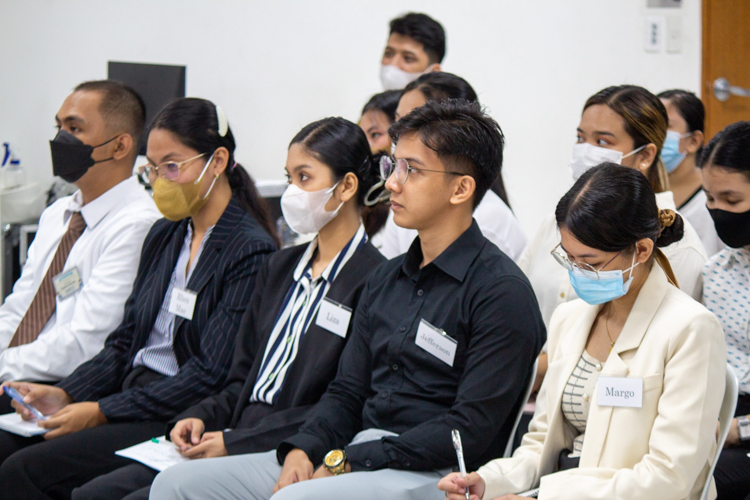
137, 152, 208, 184
550, 243, 628, 281
379, 156, 464, 184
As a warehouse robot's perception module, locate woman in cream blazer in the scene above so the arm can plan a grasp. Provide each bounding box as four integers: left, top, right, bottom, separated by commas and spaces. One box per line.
440, 165, 726, 500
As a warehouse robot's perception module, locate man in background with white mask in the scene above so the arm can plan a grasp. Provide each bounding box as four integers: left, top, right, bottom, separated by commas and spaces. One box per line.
0, 80, 159, 390
380, 12, 445, 90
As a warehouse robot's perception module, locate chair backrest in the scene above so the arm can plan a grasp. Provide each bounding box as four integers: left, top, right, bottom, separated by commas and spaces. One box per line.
504, 358, 539, 458
702, 364, 739, 500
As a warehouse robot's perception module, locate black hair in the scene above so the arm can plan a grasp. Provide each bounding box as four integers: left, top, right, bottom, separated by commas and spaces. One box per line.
699, 121, 750, 182
289, 117, 381, 208
556, 163, 684, 253
389, 12, 446, 64
400, 74, 511, 209
362, 90, 401, 123
403, 72, 478, 103
389, 99, 504, 210
656, 89, 705, 134
150, 97, 280, 247
74, 80, 146, 152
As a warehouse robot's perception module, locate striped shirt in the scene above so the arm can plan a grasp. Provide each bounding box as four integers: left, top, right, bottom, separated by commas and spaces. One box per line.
132, 223, 215, 376
561, 350, 602, 457
250, 224, 367, 405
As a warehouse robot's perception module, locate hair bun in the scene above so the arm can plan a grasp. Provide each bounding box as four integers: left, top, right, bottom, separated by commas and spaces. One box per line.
656, 209, 684, 247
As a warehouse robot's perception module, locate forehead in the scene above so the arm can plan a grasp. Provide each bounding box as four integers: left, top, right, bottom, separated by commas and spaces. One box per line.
57, 90, 104, 124
146, 128, 199, 162
702, 164, 750, 192
660, 99, 687, 128
285, 143, 331, 172
361, 109, 391, 129
394, 132, 440, 164
397, 90, 428, 117
386, 33, 427, 56
579, 104, 627, 135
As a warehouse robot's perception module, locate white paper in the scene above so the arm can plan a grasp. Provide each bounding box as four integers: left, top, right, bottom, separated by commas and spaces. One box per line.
0, 413, 47, 437
115, 436, 189, 472
597, 376, 643, 408
168, 288, 197, 321
415, 319, 457, 367
315, 298, 351, 338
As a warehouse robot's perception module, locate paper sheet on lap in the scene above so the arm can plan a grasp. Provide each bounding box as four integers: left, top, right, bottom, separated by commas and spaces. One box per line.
115, 436, 189, 472
0, 413, 48, 437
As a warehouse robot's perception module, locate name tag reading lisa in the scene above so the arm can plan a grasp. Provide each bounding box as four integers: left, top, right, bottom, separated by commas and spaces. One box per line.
315, 297, 352, 338
415, 319, 457, 367
52, 267, 83, 300
168, 288, 198, 321
597, 376, 643, 408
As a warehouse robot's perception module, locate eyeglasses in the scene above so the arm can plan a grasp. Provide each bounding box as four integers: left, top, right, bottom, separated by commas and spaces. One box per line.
550, 243, 625, 281
137, 153, 207, 184
379, 156, 464, 184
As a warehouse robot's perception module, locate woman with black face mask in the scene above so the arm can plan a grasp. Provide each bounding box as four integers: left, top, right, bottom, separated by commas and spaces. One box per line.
700, 121, 750, 500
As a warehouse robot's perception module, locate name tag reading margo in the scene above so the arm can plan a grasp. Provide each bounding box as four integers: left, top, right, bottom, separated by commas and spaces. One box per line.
168, 288, 198, 321
315, 297, 352, 338
597, 376, 643, 408
415, 319, 457, 367
52, 267, 83, 300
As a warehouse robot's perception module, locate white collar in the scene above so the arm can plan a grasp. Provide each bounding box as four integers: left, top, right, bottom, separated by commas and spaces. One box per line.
65, 176, 140, 229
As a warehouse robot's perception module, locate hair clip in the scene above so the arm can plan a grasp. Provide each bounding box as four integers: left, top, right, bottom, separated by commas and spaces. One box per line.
216, 105, 228, 137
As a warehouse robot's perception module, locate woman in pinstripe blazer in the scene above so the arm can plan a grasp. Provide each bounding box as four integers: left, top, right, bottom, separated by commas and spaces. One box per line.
0, 98, 278, 500
81, 117, 386, 500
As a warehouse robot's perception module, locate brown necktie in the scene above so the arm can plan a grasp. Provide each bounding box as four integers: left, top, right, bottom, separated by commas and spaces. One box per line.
9, 212, 87, 347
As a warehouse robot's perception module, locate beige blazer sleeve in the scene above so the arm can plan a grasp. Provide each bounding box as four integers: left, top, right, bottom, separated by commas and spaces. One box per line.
478, 264, 727, 500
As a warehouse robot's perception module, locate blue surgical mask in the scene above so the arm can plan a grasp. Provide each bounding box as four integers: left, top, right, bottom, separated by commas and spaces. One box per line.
568, 252, 639, 305
661, 130, 693, 173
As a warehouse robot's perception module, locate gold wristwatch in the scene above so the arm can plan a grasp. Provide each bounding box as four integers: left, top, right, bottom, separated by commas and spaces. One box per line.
323, 449, 347, 475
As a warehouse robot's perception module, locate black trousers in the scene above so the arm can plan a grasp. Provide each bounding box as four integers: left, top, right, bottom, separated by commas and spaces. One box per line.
716, 394, 750, 500
0, 421, 164, 500
72, 463, 156, 500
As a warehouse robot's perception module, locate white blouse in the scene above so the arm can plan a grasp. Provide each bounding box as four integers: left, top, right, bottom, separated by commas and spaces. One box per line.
704, 246, 750, 394
679, 188, 723, 258
378, 190, 527, 261
519, 191, 708, 327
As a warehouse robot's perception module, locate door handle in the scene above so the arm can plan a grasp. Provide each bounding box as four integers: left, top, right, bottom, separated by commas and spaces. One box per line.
713, 78, 750, 102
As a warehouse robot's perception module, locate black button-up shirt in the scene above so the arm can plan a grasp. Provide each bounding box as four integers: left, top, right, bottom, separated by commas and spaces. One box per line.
279, 220, 546, 472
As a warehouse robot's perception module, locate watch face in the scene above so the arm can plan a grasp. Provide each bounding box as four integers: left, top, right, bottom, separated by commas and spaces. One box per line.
325, 450, 344, 467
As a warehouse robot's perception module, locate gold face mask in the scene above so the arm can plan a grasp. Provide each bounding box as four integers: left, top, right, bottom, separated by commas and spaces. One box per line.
152, 153, 218, 221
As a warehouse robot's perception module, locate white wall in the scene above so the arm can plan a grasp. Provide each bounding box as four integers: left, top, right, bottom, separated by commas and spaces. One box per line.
0, 0, 702, 235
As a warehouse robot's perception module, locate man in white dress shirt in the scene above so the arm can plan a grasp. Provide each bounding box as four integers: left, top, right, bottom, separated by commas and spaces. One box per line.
0, 80, 160, 389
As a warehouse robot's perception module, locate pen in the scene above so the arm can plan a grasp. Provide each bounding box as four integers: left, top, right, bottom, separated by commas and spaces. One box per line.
3, 387, 47, 421
451, 429, 470, 500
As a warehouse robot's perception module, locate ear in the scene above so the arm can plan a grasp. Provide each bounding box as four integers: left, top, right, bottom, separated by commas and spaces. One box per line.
685, 130, 705, 155
635, 143, 658, 176
449, 175, 476, 207
337, 172, 359, 203
210, 147, 230, 176
111, 134, 134, 161
430, 63, 442, 73
635, 237, 655, 264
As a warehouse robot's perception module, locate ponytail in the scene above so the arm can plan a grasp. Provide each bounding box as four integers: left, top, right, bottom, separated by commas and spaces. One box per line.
227, 162, 281, 248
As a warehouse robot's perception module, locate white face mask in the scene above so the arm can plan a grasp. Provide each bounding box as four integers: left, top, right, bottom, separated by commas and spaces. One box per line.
280, 182, 343, 235
568, 143, 646, 182
380, 64, 437, 91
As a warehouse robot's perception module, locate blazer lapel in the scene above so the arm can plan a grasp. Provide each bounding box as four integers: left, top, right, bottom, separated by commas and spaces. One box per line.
580, 263, 669, 467
139, 220, 188, 344
174, 198, 244, 333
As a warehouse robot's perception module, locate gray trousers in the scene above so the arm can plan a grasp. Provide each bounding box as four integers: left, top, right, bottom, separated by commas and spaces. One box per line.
149, 430, 448, 500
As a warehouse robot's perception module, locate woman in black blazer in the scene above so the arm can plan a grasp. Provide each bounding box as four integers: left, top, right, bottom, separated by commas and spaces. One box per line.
0, 98, 278, 500
72, 117, 387, 500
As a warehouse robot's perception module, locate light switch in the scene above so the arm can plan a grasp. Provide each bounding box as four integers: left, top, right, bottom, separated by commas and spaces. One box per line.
644, 16, 666, 53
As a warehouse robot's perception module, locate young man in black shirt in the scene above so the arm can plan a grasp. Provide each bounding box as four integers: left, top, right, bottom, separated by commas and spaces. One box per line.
151, 99, 546, 500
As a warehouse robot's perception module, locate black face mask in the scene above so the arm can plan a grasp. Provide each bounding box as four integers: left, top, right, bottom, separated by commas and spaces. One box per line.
49, 130, 117, 183
709, 206, 750, 248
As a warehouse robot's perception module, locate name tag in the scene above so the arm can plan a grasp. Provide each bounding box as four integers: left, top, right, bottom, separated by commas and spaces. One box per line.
415, 319, 457, 367
597, 376, 643, 408
52, 267, 83, 300
315, 297, 352, 338
168, 288, 197, 321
